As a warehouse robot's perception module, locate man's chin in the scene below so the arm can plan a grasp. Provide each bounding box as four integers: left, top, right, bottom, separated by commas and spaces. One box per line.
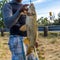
16, 0, 22, 2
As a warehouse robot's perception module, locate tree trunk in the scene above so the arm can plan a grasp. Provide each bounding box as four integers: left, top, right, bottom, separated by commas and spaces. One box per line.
1, 28, 4, 36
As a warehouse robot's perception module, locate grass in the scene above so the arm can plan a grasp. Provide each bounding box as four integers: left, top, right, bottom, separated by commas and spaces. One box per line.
0, 32, 60, 60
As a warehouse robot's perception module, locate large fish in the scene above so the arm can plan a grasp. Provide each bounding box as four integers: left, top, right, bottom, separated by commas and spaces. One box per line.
25, 3, 39, 60
26, 3, 37, 47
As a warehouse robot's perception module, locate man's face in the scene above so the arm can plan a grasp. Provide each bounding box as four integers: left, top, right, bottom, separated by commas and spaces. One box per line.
16, 0, 22, 2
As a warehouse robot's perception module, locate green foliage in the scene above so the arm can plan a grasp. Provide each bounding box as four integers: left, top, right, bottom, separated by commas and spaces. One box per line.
37, 17, 50, 26
0, 20, 4, 28
37, 17, 60, 26
53, 19, 60, 25
0, 0, 9, 28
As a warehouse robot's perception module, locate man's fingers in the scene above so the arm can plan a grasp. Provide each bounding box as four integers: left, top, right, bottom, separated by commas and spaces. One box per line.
20, 4, 29, 12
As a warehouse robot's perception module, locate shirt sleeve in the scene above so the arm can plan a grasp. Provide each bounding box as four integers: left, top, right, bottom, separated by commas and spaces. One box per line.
2, 3, 22, 28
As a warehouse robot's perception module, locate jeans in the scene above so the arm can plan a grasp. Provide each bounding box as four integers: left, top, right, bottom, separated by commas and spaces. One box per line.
8, 35, 39, 60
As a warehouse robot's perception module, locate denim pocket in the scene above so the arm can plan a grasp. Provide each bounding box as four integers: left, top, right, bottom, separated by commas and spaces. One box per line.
8, 36, 18, 52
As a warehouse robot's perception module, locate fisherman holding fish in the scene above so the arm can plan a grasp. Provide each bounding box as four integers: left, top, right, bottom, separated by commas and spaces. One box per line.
2, 0, 39, 60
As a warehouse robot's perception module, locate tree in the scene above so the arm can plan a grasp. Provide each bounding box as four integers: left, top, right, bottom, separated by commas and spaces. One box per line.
41, 17, 49, 26
0, 0, 9, 36
37, 17, 44, 26
58, 12, 60, 24
37, 17, 49, 37
37, 17, 50, 26
53, 19, 59, 25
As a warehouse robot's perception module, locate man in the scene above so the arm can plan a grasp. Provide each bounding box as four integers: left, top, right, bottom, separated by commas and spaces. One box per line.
2, 0, 38, 60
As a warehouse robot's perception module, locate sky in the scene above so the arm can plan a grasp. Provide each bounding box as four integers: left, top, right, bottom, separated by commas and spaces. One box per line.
22, 0, 60, 19
1, 0, 60, 20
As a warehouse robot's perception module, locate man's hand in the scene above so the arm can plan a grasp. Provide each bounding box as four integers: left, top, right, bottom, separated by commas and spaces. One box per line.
20, 4, 29, 12
19, 25, 27, 31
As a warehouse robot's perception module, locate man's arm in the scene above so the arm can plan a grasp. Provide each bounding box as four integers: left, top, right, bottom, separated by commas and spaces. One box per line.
2, 3, 22, 28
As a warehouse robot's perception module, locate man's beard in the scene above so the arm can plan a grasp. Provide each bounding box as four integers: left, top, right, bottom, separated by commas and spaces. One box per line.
16, 0, 22, 2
